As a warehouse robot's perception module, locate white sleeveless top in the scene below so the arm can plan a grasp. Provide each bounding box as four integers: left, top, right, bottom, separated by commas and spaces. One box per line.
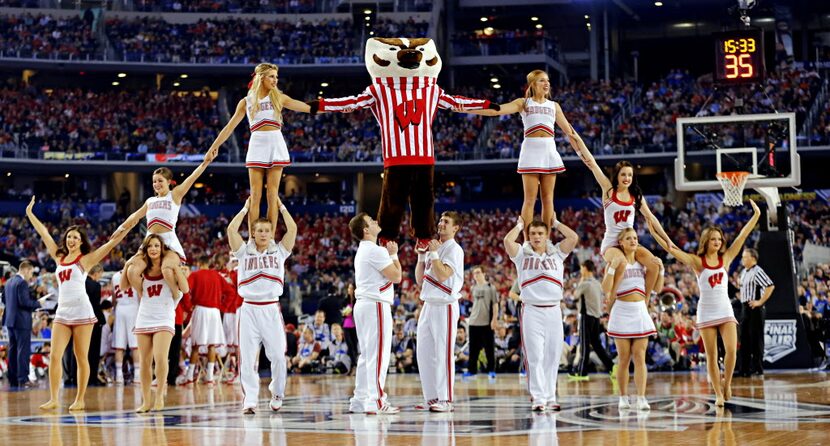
520, 98, 556, 138
145, 193, 180, 231
112, 271, 138, 308
602, 190, 636, 245
616, 261, 646, 298
246, 95, 282, 131
697, 256, 729, 303
510, 243, 568, 305
56, 256, 88, 306
420, 239, 464, 304
136, 274, 179, 320
235, 241, 290, 302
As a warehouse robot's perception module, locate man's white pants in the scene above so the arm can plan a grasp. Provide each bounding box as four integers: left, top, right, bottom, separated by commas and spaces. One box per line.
520, 303, 564, 405
352, 299, 392, 411
238, 301, 286, 410
416, 301, 459, 403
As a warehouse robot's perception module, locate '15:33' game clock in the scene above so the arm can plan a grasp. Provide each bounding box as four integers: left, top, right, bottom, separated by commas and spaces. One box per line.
714, 29, 766, 85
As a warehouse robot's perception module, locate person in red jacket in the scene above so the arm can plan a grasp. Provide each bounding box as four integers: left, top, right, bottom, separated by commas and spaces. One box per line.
183, 256, 226, 385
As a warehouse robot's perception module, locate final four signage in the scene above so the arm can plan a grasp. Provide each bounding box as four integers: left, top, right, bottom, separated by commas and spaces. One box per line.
764, 319, 798, 363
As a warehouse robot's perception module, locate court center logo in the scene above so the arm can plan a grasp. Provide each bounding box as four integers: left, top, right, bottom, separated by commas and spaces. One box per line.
764, 319, 797, 363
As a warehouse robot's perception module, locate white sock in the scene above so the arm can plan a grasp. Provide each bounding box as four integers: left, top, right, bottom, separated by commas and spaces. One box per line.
207, 362, 215, 381
186, 364, 195, 380
116, 363, 124, 379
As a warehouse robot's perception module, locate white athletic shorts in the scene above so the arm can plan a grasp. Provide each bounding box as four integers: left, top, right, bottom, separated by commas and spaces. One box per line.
113, 304, 138, 349
190, 305, 226, 348
517, 138, 565, 175
223, 311, 239, 348
607, 300, 656, 338
245, 130, 290, 169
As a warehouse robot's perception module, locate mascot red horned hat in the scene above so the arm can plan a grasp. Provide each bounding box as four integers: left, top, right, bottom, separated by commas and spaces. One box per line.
310, 37, 499, 251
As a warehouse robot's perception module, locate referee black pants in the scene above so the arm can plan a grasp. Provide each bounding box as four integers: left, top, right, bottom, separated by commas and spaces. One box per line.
739, 304, 765, 374
577, 314, 615, 375
468, 325, 495, 374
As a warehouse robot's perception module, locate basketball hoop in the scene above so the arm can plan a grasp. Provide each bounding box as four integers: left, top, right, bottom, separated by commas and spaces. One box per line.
716, 171, 749, 206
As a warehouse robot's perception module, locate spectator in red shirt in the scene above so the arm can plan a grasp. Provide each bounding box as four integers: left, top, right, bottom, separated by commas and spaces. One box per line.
184, 256, 226, 385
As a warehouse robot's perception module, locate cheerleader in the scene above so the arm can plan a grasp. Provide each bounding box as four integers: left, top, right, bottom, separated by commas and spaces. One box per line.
570, 131, 672, 299
121, 147, 218, 299
127, 234, 189, 413
650, 200, 761, 406
206, 62, 312, 234
604, 228, 664, 411
466, 70, 581, 236
25, 196, 139, 411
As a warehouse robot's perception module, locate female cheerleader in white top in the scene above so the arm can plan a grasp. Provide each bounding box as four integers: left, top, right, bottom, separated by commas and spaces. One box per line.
570, 131, 673, 299
126, 234, 189, 413
121, 149, 217, 299
206, 62, 312, 233
649, 200, 761, 407
604, 228, 664, 411
466, 70, 581, 236
25, 196, 139, 411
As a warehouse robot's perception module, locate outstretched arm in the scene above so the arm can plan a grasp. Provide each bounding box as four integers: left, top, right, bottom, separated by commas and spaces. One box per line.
311, 87, 375, 114
554, 220, 579, 254
202, 97, 246, 162
554, 102, 577, 141
25, 196, 58, 260
438, 90, 500, 113
172, 145, 219, 204
503, 216, 524, 259
278, 199, 298, 252
227, 198, 250, 253
281, 94, 312, 114
724, 199, 762, 264
458, 98, 522, 116
640, 200, 676, 251
647, 218, 699, 269
82, 216, 140, 269
570, 132, 611, 192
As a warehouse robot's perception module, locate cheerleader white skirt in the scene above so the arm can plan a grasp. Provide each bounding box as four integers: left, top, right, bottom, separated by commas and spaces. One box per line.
246, 130, 290, 169
190, 306, 226, 347
517, 138, 565, 175
696, 296, 738, 329
134, 295, 178, 336
54, 293, 98, 326
607, 300, 656, 338
145, 231, 186, 263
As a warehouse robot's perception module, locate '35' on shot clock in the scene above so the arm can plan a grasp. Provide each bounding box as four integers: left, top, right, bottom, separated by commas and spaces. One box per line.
714, 29, 766, 85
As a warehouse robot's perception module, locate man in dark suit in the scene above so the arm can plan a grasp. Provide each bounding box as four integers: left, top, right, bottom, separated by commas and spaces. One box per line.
85, 264, 106, 386
2, 261, 40, 387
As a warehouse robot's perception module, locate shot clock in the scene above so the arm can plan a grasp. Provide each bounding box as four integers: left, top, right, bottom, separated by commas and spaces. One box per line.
714, 29, 765, 85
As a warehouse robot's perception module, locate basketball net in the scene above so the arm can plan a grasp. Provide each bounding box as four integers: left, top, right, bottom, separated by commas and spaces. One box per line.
716, 171, 749, 206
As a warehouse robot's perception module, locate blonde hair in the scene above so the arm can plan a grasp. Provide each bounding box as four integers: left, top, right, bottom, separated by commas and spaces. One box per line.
617, 227, 638, 254
524, 69, 551, 109
697, 226, 727, 257
247, 63, 284, 123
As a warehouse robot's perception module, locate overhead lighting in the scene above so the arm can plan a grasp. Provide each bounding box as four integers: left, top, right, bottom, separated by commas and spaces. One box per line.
64, 173, 70, 178
584, 15, 590, 19
755, 17, 775, 23
318, 91, 323, 95
194, 183, 204, 189
111, 81, 119, 86
673, 22, 695, 28
173, 82, 180, 86
480, 17, 488, 22
180, 74, 188, 78
363, 9, 372, 14
369, 31, 374, 35
535, 24, 543, 29
493, 84, 502, 89
6, 172, 11, 177
315, 173, 320, 177
365, 16, 370, 21
321, 82, 329, 87
117, 73, 126, 78
490, 77, 498, 83
654, 1, 663, 6
531, 16, 538, 22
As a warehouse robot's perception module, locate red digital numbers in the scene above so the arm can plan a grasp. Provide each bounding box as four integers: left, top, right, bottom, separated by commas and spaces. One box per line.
724, 54, 754, 79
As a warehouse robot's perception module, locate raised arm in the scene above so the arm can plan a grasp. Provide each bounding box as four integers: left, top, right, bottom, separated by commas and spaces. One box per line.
25, 196, 59, 260
281, 94, 312, 114
227, 198, 250, 253
381, 242, 402, 284
437, 90, 500, 113
570, 132, 611, 192
175, 262, 190, 295
724, 199, 762, 264
205, 98, 247, 156
278, 199, 297, 252
640, 200, 675, 250
553, 220, 579, 254
82, 216, 140, 269
415, 251, 426, 287
172, 145, 219, 204
503, 216, 524, 259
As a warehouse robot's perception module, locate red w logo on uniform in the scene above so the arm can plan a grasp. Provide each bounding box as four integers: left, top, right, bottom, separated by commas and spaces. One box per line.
58, 269, 72, 283
613, 210, 632, 225
708, 272, 724, 288
394, 98, 426, 131
146, 284, 163, 298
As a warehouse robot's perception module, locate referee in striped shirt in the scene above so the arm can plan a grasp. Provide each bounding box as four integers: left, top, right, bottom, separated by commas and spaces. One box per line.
738, 248, 775, 377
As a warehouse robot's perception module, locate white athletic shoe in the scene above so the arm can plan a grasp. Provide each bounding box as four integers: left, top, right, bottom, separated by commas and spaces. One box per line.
366, 404, 400, 415
269, 395, 283, 412
429, 401, 454, 413
415, 399, 438, 411
636, 397, 651, 411
618, 396, 631, 410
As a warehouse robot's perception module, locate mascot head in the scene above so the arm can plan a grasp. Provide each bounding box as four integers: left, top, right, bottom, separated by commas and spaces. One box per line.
365, 37, 442, 79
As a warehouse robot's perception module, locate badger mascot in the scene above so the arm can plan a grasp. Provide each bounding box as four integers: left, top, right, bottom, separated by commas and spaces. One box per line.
310, 37, 498, 251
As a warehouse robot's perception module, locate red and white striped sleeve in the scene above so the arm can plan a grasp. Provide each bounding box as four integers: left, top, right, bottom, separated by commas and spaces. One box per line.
437, 87, 491, 110
319, 87, 375, 112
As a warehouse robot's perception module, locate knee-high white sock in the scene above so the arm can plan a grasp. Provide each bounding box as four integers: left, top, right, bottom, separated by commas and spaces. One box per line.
116, 362, 124, 380
206, 362, 215, 381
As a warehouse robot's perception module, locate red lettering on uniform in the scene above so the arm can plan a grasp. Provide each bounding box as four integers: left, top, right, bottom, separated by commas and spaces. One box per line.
147, 284, 163, 298
58, 269, 72, 283
394, 98, 426, 131
708, 272, 724, 288
613, 210, 632, 225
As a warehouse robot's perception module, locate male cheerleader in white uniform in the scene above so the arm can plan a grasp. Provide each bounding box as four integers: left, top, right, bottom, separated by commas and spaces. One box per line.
414, 211, 464, 413
111, 270, 139, 384
504, 216, 578, 411
348, 212, 402, 415
228, 198, 297, 414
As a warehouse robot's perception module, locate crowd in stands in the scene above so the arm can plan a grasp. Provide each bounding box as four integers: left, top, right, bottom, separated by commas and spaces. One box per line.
0, 84, 222, 160
136, 0, 315, 13
104, 16, 359, 64
0, 0, 40, 7
810, 101, 830, 146
2, 195, 829, 382
0, 13, 97, 60
452, 29, 553, 58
